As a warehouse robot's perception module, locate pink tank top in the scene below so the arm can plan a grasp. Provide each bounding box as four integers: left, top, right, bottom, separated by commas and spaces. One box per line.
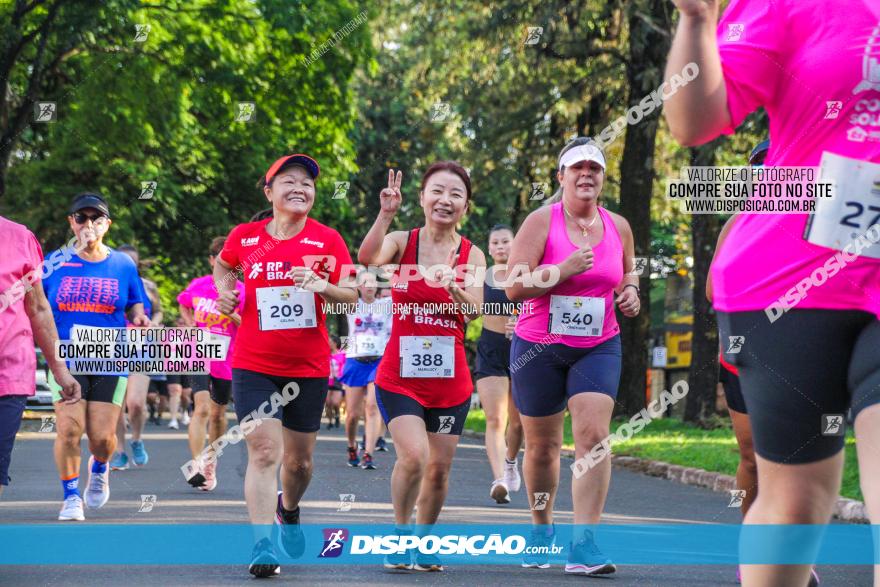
515, 203, 624, 348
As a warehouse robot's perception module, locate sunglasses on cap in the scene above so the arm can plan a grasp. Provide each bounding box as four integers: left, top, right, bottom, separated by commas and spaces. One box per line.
72, 212, 109, 224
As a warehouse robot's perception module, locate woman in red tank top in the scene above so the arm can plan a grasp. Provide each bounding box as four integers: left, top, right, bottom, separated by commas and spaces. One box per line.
359, 162, 486, 572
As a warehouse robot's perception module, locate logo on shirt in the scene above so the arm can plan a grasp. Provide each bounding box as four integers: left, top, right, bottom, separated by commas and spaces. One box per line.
300, 237, 325, 248
241, 237, 260, 247
392, 281, 409, 292
854, 25, 880, 94
55, 276, 119, 314
248, 262, 263, 279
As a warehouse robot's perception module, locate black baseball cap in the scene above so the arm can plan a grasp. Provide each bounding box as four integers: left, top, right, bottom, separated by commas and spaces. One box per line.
70, 192, 110, 217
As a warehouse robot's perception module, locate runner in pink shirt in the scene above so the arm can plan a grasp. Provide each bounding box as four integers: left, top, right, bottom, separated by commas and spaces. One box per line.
0, 216, 80, 497
178, 236, 244, 491
665, 1, 880, 585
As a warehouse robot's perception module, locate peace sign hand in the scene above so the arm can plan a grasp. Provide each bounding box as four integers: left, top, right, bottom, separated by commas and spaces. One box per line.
380, 169, 403, 215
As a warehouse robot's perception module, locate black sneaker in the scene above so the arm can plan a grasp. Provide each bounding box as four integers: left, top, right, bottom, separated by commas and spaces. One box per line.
334, 415, 340, 428
414, 552, 443, 572
360, 453, 376, 470
347, 446, 360, 467
248, 537, 280, 578
376, 437, 388, 452
274, 491, 305, 559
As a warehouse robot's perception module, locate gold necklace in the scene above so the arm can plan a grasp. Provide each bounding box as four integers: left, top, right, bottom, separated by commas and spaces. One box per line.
562, 204, 599, 237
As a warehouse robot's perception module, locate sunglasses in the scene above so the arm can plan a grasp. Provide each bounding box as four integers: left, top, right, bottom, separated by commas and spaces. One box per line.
72, 212, 108, 224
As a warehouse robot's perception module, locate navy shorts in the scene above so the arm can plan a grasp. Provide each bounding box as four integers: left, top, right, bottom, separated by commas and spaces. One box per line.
718, 310, 880, 464
0, 395, 27, 486
475, 329, 511, 380
187, 375, 211, 394
375, 385, 470, 435
232, 369, 328, 433
510, 334, 622, 417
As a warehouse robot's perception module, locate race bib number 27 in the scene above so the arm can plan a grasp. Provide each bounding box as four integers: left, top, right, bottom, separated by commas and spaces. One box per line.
804, 152, 880, 258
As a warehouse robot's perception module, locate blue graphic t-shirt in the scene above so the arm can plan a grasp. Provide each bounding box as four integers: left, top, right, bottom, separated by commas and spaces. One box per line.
43, 248, 146, 340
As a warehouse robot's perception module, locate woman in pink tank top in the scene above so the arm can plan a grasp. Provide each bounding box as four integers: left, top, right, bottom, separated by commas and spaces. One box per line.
505, 137, 640, 575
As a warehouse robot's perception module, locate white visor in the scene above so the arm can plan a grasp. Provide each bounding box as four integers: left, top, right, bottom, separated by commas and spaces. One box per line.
559, 144, 606, 171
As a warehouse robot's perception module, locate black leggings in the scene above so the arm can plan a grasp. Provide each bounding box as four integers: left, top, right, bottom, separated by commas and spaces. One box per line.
717, 309, 880, 464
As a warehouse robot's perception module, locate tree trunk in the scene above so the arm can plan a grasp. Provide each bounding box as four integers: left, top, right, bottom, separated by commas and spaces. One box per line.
684, 139, 724, 423
616, 0, 671, 417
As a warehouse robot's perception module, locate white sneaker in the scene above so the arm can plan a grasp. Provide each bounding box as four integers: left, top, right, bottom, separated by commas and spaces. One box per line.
181, 411, 190, 426
168, 418, 179, 430
58, 495, 85, 521
503, 459, 521, 492
490, 479, 511, 504
84, 456, 110, 509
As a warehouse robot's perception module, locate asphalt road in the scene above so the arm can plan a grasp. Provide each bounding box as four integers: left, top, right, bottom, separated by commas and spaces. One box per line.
0, 418, 872, 586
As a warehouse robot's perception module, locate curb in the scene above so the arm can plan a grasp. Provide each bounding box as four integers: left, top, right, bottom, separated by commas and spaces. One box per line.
463, 429, 869, 524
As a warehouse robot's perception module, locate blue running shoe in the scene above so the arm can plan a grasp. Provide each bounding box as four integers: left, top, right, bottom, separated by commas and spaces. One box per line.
109, 451, 129, 471
130, 440, 149, 466
376, 437, 388, 452
522, 525, 555, 569
347, 446, 360, 467
564, 529, 616, 576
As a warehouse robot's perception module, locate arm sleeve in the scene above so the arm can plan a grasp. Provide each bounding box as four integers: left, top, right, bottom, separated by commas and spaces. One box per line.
717, 0, 786, 133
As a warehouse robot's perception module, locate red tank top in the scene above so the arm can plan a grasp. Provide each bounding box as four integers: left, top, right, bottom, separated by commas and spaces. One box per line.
375, 229, 474, 408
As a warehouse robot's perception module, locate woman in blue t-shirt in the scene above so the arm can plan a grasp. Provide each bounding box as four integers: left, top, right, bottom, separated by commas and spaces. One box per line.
43, 193, 149, 522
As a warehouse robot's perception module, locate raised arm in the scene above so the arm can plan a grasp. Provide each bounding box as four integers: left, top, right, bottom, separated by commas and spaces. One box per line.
664, 0, 730, 146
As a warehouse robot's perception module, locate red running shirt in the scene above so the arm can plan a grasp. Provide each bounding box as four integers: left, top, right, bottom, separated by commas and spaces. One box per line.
376, 229, 474, 408
219, 217, 353, 378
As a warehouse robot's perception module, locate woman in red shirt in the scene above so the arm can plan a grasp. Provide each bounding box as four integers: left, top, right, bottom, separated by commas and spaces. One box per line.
359, 162, 486, 572
214, 154, 357, 578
